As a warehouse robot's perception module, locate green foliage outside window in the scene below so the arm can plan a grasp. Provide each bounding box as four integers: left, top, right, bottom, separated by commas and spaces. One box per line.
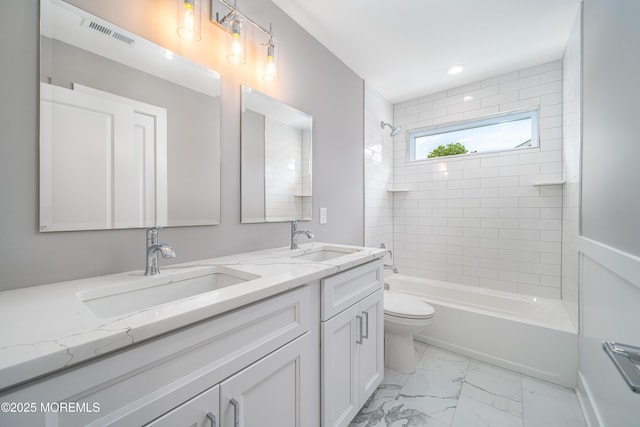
427, 142, 469, 158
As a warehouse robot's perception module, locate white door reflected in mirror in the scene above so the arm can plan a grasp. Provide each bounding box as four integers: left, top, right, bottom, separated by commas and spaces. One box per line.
39, 0, 221, 231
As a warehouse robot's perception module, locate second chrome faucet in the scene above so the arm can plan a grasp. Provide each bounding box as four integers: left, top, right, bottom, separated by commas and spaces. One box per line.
145, 227, 176, 276
290, 220, 314, 250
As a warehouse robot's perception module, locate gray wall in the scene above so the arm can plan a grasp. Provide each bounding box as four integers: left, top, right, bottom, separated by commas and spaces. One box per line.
0, 0, 364, 291
581, 0, 640, 256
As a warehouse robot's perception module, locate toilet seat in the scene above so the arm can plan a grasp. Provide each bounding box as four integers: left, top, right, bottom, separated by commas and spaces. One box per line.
384, 292, 434, 319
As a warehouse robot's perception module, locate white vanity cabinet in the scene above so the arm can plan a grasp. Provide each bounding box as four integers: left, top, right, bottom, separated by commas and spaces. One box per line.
320, 261, 384, 427
148, 332, 311, 427
0, 285, 315, 427
146, 385, 219, 427
219, 333, 311, 427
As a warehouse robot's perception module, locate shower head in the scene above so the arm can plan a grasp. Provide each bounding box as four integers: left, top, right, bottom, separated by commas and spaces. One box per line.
380, 121, 402, 137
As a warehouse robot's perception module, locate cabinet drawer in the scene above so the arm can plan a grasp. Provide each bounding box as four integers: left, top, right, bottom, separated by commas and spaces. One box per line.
321, 261, 383, 321
145, 385, 219, 427
0, 286, 310, 427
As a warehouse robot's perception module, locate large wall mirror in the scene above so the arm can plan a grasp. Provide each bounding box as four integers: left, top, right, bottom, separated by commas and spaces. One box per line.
241, 86, 313, 223
39, 0, 221, 231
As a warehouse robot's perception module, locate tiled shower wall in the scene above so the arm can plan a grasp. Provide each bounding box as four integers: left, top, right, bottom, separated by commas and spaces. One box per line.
561, 10, 581, 328
364, 83, 394, 257
264, 118, 310, 221
392, 61, 564, 298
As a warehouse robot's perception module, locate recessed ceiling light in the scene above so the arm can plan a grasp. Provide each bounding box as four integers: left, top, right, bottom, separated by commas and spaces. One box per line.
447, 65, 464, 75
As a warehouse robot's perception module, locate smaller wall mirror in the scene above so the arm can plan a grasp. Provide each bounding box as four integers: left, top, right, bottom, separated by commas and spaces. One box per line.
241, 86, 313, 223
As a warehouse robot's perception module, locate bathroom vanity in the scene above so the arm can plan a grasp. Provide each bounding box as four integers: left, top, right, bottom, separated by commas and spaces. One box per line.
0, 243, 386, 427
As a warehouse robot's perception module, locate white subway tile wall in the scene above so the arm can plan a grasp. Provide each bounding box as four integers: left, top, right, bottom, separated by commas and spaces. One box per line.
364, 84, 394, 259
301, 129, 312, 219
392, 61, 564, 298
264, 118, 311, 221
562, 12, 581, 328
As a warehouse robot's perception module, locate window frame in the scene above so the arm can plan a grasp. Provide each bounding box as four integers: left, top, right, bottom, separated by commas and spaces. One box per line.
407, 109, 539, 162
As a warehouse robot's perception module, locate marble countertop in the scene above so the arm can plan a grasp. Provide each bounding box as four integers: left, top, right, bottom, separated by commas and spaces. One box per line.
0, 242, 387, 392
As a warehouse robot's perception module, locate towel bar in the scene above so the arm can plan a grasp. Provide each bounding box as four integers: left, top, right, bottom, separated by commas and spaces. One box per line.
603, 341, 640, 393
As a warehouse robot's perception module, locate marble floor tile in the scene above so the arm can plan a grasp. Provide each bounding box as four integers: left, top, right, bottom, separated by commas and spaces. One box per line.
382, 368, 410, 388
397, 369, 464, 425
414, 341, 429, 359
416, 346, 470, 375
522, 376, 587, 427
451, 395, 523, 427
352, 344, 586, 427
350, 398, 450, 427
462, 360, 523, 418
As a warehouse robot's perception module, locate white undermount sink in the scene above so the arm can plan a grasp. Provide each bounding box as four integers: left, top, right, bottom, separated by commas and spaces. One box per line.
78, 266, 260, 318
292, 246, 362, 261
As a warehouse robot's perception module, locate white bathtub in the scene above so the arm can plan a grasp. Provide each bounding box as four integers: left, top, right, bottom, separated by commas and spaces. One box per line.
386, 274, 578, 388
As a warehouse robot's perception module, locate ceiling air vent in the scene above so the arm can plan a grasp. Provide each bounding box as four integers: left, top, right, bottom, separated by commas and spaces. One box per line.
88, 21, 112, 37
82, 19, 137, 47
111, 32, 136, 46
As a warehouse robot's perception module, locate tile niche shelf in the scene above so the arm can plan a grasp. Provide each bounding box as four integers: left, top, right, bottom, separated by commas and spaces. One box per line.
387, 186, 409, 192
531, 180, 565, 186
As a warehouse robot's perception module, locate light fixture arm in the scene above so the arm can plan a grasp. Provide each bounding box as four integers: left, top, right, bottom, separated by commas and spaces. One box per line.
213, 0, 273, 39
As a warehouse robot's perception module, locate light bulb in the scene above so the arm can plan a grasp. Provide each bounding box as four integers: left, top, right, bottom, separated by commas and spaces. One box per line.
177, 0, 200, 41
264, 58, 276, 81
232, 35, 242, 55
262, 40, 277, 82
227, 18, 246, 64
183, 9, 194, 40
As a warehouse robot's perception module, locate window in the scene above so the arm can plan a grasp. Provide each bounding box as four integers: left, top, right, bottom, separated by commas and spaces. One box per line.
408, 110, 538, 161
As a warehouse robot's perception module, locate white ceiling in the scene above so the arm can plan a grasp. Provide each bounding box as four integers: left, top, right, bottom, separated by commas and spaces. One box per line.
272, 0, 581, 104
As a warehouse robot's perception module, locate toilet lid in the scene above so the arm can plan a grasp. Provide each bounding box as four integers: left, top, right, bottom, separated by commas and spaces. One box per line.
384, 292, 435, 319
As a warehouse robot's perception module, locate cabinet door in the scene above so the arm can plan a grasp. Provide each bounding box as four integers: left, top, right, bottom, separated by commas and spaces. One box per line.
357, 289, 384, 403
220, 333, 311, 427
321, 303, 360, 427
146, 385, 219, 427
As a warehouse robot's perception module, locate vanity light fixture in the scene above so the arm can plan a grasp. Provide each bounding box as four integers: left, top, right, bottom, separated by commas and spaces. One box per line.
447, 64, 464, 75
227, 13, 246, 64
262, 28, 278, 81
177, 0, 201, 42
212, 0, 279, 80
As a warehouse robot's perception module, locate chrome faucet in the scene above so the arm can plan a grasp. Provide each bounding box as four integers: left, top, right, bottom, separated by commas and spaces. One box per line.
145, 227, 176, 276
379, 243, 392, 258
384, 264, 399, 274
290, 220, 314, 250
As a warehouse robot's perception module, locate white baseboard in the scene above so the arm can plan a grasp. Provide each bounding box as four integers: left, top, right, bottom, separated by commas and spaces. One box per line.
577, 371, 602, 427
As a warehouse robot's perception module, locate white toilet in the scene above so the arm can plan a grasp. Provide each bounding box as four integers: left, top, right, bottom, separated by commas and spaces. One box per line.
383, 291, 435, 373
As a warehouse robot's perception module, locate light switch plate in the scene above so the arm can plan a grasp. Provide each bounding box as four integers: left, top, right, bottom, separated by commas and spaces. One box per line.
319, 207, 327, 224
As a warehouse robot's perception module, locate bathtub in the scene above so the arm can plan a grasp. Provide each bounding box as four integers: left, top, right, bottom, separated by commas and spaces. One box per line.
385, 274, 578, 388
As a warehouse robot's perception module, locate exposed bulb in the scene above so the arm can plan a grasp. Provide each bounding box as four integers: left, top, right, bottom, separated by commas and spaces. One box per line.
183, 8, 194, 40
227, 18, 246, 64
263, 57, 276, 82
177, 0, 200, 41
263, 41, 277, 82
232, 34, 242, 55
